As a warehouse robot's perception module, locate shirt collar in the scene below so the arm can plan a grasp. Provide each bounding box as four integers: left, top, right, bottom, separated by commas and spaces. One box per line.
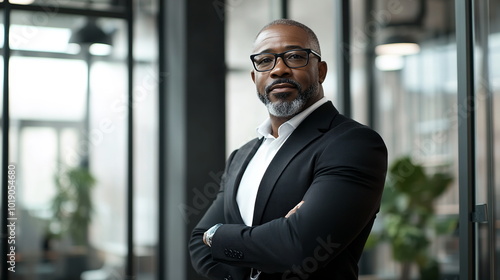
256, 96, 328, 139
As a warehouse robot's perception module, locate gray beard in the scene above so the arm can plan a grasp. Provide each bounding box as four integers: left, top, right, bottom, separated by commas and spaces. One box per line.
258, 82, 317, 118
265, 98, 305, 117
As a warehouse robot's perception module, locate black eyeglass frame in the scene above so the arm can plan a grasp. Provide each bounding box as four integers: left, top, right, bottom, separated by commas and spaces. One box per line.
250, 48, 322, 72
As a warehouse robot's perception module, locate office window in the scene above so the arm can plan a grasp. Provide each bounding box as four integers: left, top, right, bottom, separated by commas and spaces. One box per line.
1, 3, 159, 279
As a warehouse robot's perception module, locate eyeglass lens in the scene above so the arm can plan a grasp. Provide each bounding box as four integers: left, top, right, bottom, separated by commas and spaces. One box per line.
252, 50, 310, 71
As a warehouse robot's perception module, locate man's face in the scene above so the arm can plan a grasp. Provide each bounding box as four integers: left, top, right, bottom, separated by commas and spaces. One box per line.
251, 25, 327, 118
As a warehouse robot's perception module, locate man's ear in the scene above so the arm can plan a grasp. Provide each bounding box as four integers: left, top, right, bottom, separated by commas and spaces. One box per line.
318, 61, 328, 84
251, 70, 256, 83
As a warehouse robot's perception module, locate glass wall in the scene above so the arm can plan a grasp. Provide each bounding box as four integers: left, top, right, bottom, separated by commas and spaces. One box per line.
360, 0, 460, 279
1, 1, 158, 279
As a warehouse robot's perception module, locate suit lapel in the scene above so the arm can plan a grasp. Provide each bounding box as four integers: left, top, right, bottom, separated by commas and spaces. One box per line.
224, 137, 263, 224
252, 102, 338, 225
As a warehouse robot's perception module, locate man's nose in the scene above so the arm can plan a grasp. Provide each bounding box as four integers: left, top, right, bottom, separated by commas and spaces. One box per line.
270, 57, 291, 77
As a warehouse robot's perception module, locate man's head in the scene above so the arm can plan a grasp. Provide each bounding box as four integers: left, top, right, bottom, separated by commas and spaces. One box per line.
251, 19, 327, 118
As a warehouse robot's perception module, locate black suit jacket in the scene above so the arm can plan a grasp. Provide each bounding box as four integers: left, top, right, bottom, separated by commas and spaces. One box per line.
189, 101, 388, 280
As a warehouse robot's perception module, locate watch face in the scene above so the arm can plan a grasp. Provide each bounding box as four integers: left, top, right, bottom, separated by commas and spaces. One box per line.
206, 224, 222, 247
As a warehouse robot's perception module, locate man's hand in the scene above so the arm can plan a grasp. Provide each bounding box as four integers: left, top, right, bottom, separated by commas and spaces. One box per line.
285, 201, 304, 218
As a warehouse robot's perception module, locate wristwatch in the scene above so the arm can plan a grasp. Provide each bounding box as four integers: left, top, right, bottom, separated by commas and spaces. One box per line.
204, 223, 223, 247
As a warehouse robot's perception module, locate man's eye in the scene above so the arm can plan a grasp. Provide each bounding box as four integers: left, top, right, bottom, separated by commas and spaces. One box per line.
256, 57, 274, 65
287, 53, 306, 60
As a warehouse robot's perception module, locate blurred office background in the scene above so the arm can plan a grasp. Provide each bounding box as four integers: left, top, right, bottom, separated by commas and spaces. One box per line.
0, 0, 498, 279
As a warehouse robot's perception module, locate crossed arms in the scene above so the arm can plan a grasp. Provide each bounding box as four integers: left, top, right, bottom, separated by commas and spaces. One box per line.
189, 126, 387, 279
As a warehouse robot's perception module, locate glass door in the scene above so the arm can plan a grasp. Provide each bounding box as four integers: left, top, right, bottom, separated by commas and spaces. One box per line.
457, 0, 499, 279
471, 0, 499, 279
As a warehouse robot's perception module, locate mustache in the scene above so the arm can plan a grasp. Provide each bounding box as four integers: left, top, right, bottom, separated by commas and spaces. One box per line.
264, 78, 301, 95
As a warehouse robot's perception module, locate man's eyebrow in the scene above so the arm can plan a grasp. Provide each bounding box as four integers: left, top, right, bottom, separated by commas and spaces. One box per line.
256, 45, 306, 54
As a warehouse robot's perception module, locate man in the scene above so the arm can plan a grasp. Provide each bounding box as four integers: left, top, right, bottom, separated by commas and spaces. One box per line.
189, 19, 387, 280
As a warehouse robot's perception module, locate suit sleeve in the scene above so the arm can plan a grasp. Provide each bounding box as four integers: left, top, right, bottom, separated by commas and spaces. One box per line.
210, 126, 388, 273
188, 150, 248, 280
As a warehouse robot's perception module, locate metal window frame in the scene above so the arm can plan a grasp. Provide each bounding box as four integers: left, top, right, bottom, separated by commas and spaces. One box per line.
336, 0, 351, 118
455, 0, 476, 279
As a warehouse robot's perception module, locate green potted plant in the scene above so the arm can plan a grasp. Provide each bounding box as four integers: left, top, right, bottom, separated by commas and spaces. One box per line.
51, 166, 96, 246
48, 166, 97, 279
367, 156, 457, 280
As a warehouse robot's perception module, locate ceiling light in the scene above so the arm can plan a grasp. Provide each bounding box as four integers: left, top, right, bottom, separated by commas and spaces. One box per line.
375, 35, 420, 56
69, 19, 113, 56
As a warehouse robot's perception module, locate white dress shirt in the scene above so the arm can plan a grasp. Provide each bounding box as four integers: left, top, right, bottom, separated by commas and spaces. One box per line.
236, 97, 328, 226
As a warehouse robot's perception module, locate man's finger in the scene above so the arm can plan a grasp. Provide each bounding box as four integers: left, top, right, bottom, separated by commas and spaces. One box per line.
285, 201, 305, 218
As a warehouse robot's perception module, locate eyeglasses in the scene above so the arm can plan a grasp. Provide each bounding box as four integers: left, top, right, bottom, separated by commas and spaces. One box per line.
250, 48, 321, 72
